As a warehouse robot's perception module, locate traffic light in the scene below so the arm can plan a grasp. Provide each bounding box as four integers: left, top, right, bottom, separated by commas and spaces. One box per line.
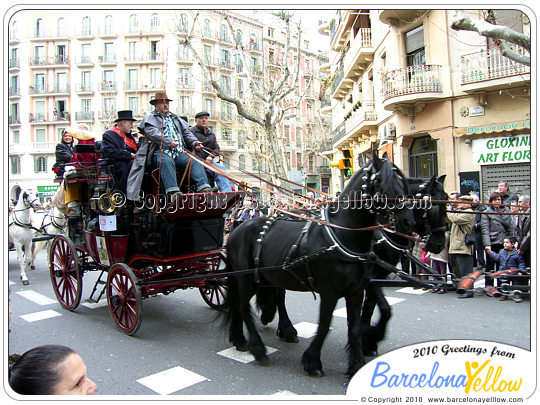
341, 149, 353, 178
330, 149, 354, 179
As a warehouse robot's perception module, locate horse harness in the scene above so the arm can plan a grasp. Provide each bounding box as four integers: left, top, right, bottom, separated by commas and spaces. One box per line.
8, 207, 34, 230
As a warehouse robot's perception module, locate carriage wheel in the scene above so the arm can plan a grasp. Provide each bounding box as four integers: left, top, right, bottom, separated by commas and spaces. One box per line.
199, 253, 228, 310
49, 235, 83, 311
106, 263, 143, 335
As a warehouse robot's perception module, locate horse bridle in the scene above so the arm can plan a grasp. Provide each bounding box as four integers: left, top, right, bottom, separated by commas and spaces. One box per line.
415, 181, 447, 243
9, 193, 39, 229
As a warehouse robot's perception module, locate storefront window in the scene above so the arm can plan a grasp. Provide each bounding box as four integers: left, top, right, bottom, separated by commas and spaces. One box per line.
409, 136, 437, 178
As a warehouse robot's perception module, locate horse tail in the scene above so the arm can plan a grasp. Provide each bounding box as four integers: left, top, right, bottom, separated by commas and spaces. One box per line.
256, 288, 277, 325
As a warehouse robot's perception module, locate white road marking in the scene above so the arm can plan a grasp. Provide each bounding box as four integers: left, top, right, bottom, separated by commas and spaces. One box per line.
395, 287, 429, 294
217, 346, 278, 364
82, 299, 109, 309
16, 290, 57, 305
137, 366, 207, 395
293, 321, 319, 338
20, 310, 62, 322
333, 296, 406, 318
272, 390, 298, 395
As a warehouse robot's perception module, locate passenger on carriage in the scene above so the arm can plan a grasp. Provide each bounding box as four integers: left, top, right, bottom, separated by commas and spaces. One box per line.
100, 110, 137, 194
52, 129, 74, 178
190, 111, 232, 192
126, 92, 215, 204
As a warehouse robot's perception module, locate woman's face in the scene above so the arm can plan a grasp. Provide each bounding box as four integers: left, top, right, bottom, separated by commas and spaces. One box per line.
63, 133, 73, 144
51, 353, 97, 395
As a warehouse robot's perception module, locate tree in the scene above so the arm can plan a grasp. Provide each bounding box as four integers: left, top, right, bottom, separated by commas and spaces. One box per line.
173, 10, 322, 188
451, 10, 530, 66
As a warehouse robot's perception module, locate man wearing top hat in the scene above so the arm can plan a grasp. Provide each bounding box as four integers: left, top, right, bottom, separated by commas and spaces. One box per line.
190, 111, 232, 192
126, 92, 213, 202
101, 110, 138, 194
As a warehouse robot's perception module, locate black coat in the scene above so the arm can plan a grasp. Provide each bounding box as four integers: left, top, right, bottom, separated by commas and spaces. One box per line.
189, 125, 219, 160
52, 142, 74, 176
101, 127, 137, 193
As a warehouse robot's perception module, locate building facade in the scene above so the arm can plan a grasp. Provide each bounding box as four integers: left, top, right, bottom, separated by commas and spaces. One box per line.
8, 9, 331, 203
320, 9, 531, 200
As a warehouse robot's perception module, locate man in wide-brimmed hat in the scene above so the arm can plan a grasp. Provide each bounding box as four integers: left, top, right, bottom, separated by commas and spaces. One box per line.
126, 92, 214, 202
101, 110, 138, 194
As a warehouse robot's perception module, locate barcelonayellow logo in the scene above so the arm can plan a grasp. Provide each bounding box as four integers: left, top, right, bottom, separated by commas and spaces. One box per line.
347, 340, 532, 399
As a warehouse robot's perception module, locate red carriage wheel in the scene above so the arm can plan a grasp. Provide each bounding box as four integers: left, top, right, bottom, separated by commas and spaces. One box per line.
199, 253, 228, 310
49, 235, 83, 311
106, 263, 143, 335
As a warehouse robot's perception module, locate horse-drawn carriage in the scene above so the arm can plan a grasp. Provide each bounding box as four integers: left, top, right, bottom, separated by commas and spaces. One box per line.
47, 140, 243, 335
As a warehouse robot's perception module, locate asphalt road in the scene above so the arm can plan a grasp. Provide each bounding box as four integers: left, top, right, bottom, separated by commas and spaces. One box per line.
6, 249, 531, 397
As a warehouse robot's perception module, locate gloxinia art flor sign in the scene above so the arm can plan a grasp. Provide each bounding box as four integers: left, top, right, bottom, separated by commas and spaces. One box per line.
472, 134, 530, 165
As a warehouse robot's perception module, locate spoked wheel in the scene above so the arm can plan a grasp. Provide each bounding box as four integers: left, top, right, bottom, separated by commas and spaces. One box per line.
49, 235, 83, 311
106, 263, 143, 335
199, 253, 228, 310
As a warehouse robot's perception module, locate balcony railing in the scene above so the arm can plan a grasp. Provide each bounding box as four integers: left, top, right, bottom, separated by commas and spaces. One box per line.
332, 120, 346, 144
75, 111, 95, 121
347, 101, 377, 128
460, 46, 530, 84
381, 65, 442, 101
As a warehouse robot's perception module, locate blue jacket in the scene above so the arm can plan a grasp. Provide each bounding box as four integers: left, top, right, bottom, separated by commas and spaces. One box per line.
489, 248, 526, 271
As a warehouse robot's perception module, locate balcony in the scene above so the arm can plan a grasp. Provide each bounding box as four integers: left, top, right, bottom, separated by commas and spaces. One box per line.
32, 142, 56, 153
124, 81, 164, 93
9, 58, 20, 69
124, 52, 164, 64
9, 115, 21, 125
379, 10, 428, 26
459, 46, 530, 93
75, 83, 94, 94
75, 111, 95, 121
29, 55, 70, 67
9, 87, 20, 97
99, 81, 118, 92
176, 80, 194, 91
98, 55, 117, 66
381, 65, 444, 111
75, 56, 94, 67
220, 139, 238, 151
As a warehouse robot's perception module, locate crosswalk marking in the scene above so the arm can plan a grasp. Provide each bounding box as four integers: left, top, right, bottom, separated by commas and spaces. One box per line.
136, 366, 207, 395
20, 310, 62, 322
293, 321, 319, 338
333, 296, 406, 319
82, 299, 108, 309
16, 290, 57, 306
217, 346, 278, 364
272, 390, 298, 395
396, 287, 429, 295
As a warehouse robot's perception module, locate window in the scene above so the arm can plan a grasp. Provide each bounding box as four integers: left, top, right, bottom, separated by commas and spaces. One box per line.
56, 44, 67, 63
204, 98, 214, 114
34, 46, 45, 65
35, 128, 46, 142
178, 68, 191, 87
178, 95, 192, 113
11, 130, 20, 144
179, 13, 189, 33
408, 136, 437, 178
55, 72, 68, 93
34, 73, 45, 93
220, 24, 229, 42
220, 48, 231, 67
81, 16, 91, 36
235, 54, 243, 73
57, 128, 65, 141
178, 43, 190, 60
222, 127, 232, 140
406, 25, 425, 67
81, 71, 91, 91
267, 28, 274, 37
150, 68, 161, 88
129, 14, 138, 33
103, 42, 114, 61
150, 13, 160, 32
150, 40, 160, 60
82, 99, 91, 112
203, 19, 211, 37
57, 17, 66, 36
103, 70, 115, 89
35, 100, 45, 121
35, 18, 44, 37
34, 156, 47, 173
128, 41, 138, 60
296, 152, 302, 170
127, 69, 138, 89
239, 154, 246, 170
104, 15, 113, 34
103, 97, 116, 114
10, 156, 21, 175
128, 97, 139, 115
81, 44, 91, 62
236, 29, 243, 44
10, 20, 18, 40
204, 45, 213, 65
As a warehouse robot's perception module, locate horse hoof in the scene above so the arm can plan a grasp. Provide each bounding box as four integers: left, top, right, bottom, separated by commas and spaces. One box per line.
306, 369, 325, 378
30, 265, 36, 270
277, 329, 299, 343
285, 336, 299, 343
255, 355, 270, 366
22, 280, 29, 286
235, 343, 249, 352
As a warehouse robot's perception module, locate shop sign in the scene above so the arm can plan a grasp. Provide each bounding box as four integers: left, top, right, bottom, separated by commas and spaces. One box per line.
36, 185, 60, 196
472, 134, 530, 165
453, 120, 530, 137
468, 106, 485, 117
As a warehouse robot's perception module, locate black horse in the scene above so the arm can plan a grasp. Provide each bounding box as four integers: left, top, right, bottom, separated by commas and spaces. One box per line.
256, 175, 449, 362
359, 175, 448, 355
224, 154, 415, 377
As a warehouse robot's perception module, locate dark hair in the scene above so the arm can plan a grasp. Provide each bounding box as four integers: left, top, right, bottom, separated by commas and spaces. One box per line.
505, 236, 517, 244
9, 345, 76, 395
489, 192, 502, 203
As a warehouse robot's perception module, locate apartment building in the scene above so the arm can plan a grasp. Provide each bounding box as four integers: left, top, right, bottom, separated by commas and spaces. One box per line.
320, 9, 531, 200
8, 9, 331, 202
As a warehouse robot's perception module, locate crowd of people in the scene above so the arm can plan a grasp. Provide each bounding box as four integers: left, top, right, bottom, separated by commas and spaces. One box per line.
417, 182, 530, 300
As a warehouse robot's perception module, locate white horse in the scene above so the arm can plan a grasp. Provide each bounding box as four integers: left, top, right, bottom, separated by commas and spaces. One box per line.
30, 206, 67, 269
8, 189, 39, 285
